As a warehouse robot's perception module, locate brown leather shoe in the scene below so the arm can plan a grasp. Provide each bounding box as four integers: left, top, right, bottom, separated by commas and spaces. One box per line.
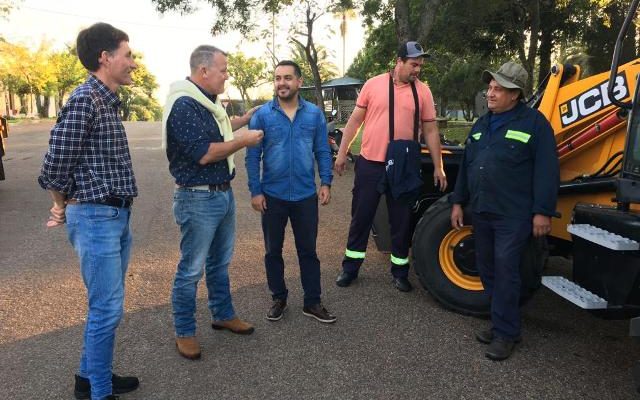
175, 336, 201, 360
211, 317, 255, 335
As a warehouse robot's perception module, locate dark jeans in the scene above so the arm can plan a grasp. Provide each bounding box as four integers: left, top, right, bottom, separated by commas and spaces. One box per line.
262, 194, 321, 307
342, 156, 412, 278
473, 212, 532, 340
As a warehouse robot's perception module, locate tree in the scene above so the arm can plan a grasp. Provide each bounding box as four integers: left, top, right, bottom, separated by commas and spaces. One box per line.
291, 43, 338, 84
438, 57, 486, 121
0, 41, 47, 115
347, 12, 396, 80
49, 46, 86, 112
152, 0, 346, 107
227, 52, 268, 108
0, 0, 20, 19
118, 54, 162, 121
331, 1, 357, 76
581, 0, 637, 75
360, 0, 442, 46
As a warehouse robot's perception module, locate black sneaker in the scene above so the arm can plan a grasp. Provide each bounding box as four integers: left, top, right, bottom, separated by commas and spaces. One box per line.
74, 374, 139, 399
267, 299, 287, 321
302, 304, 337, 323
485, 337, 516, 361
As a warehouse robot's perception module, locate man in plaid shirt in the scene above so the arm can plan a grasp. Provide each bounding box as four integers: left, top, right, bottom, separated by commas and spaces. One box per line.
38, 23, 140, 400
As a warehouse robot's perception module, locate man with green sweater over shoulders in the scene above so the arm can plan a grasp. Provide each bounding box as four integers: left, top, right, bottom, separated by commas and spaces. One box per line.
162, 45, 263, 360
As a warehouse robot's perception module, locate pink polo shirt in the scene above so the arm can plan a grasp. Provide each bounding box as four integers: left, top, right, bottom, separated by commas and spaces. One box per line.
356, 72, 436, 162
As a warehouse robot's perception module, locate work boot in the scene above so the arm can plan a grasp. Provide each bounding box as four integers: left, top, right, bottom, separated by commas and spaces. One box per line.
336, 271, 357, 287
267, 299, 287, 321
74, 374, 140, 399
212, 317, 255, 335
175, 336, 201, 360
475, 329, 522, 345
392, 277, 413, 292
485, 337, 516, 361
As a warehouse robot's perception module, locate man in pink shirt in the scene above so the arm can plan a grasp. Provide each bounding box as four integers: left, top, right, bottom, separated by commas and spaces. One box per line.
334, 41, 447, 292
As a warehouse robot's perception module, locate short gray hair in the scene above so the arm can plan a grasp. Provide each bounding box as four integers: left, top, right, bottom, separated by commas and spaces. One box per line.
189, 45, 226, 72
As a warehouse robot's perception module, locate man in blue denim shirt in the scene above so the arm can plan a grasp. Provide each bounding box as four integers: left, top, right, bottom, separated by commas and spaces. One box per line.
39, 23, 139, 400
164, 45, 263, 360
246, 60, 336, 323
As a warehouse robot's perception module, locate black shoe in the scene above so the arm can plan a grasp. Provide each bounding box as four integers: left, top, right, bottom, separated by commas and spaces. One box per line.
267, 299, 287, 321
106, 396, 120, 400
336, 272, 357, 287
74, 374, 139, 399
392, 277, 413, 292
475, 329, 522, 345
485, 337, 516, 361
302, 304, 337, 323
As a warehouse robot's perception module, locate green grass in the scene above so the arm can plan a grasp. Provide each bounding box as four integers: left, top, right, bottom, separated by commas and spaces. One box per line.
441, 120, 473, 145
337, 120, 473, 154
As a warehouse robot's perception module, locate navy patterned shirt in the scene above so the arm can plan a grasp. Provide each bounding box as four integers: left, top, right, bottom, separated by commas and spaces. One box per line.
38, 75, 138, 201
165, 79, 234, 186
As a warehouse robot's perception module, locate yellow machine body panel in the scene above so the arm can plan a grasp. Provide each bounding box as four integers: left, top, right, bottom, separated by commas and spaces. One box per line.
535, 60, 640, 240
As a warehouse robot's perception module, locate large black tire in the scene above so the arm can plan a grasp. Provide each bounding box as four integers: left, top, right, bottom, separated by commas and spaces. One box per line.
412, 195, 547, 317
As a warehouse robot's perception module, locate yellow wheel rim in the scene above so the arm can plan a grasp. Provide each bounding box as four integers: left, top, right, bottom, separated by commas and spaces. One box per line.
438, 227, 484, 291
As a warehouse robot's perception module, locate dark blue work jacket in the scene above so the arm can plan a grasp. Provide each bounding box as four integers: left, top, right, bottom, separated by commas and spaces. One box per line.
451, 102, 559, 220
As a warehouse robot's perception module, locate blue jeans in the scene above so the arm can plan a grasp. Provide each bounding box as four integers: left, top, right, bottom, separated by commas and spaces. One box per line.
66, 203, 132, 400
262, 194, 321, 307
172, 187, 236, 337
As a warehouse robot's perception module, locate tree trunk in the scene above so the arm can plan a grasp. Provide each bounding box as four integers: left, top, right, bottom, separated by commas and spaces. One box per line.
43, 95, 51, 118
525, 1, 540, 93
4, 91, 10, 116
57, 90, 66, 112
8, 90, 15, 115
35, 93, 47, 118
538, 0, 555, 85
396, 0, 442, 46
417, 0, 442, 46
514, 1, 540, 95
395, 0, 411, 44
294, 3, 324, 108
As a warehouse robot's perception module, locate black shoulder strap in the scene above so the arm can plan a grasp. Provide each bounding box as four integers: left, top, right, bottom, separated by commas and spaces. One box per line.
388, 73, 394, 142
410, 81, 419, 142
389, 72, 420, 142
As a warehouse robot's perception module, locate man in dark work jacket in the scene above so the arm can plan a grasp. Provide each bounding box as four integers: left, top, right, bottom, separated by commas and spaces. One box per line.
450, 61, 559, 361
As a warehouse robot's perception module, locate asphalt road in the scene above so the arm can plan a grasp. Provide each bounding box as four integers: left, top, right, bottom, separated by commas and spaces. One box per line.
0, 121, 638, 399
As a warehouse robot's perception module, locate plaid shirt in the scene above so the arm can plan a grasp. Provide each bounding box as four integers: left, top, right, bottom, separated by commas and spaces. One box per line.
38, 75, 137, 201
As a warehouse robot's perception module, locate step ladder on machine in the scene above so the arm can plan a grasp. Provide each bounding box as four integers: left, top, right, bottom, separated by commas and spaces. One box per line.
542, 224, 639, 315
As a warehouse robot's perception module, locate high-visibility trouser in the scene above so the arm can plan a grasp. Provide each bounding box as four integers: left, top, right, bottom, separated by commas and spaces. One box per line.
342, 156, 413, 278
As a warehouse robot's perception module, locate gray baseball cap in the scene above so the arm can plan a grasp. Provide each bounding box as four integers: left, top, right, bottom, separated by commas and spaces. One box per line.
482, 61, 528, 93
397, 41, 430, 58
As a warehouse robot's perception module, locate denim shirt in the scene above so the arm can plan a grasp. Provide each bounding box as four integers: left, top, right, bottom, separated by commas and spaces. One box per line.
246, 97, 332, 201
451, 102, 559, 219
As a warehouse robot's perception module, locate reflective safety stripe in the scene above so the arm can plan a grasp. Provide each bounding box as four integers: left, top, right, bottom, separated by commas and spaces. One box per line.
390, 254, 409, 265
505, 130, 531, 143
471, 132, 482, 141
345, 249, 366, 259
